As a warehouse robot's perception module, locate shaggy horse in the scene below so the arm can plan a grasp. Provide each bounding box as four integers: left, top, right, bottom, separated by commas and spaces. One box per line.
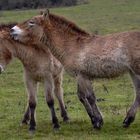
0, 23, 69, 131
10, 10, 140, 129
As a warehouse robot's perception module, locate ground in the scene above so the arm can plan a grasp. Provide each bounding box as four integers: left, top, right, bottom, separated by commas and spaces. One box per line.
0, 0, 140, 139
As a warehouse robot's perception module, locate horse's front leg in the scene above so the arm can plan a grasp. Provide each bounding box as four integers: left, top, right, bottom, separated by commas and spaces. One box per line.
44, 74, 60, 130
53, 72, 69, 122
23, 73, 37, 132
77, 75, 103, 129
123, 73, 140, 127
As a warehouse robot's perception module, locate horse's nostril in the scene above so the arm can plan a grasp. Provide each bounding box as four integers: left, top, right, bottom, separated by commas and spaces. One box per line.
10, 28, 14, 33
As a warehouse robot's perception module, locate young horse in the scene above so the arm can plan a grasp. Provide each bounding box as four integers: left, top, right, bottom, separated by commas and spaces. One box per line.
10, 10, 140, 129
0, 23, 69, 131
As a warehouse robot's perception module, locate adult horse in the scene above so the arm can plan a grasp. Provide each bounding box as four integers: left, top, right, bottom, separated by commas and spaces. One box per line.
0, 23, 69, 131
10, 10, 140, 129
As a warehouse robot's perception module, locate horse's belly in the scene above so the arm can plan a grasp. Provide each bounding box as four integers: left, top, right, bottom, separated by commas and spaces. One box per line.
87, 62, 128, 78
24, 63, 52, 82
76, 56, 129, 79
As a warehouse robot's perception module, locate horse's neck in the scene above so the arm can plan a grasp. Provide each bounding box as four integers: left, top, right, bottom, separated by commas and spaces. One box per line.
45, 32, 67, 63
45, 27, 83, 63
15, 45, 35, 66
0, 33, 33, 66
5, 40, 32, 65
0, 32, 17, 57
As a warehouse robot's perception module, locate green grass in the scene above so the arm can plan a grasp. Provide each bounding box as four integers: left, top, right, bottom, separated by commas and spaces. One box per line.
0, 0, 140, 139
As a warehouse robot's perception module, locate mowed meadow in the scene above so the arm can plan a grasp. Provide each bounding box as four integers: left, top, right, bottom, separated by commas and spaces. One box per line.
0, 0, 140, 139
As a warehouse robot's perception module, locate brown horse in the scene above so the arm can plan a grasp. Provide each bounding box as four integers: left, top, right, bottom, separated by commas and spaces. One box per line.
0, 23, 69, 131
10, 10, 140, 129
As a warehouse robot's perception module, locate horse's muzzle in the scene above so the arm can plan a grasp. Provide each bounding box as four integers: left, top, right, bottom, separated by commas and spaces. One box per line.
10, 26, 23, 41
10, 28, 18, 40
10, 28, 15, 36
10, 30, 17, 39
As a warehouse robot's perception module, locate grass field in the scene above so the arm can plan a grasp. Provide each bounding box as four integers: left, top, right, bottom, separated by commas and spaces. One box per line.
0, 0, 140, 139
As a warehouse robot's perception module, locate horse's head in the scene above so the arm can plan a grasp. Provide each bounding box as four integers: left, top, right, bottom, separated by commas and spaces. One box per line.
10, 9, 50, 45
0, 44, 12, 74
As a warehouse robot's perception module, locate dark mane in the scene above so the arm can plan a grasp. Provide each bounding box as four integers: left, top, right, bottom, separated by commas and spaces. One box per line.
49, 14, 90, 36
0, 22, 17, 31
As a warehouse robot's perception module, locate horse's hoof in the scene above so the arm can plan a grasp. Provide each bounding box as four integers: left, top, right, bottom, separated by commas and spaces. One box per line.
21, 120, 29, 126
53, 123, 60, 131
123, 116, 135, 128
29, 126, 36, 134
93, 122, 102, 130
92, 118, 103, 130
63, 116, 70, 123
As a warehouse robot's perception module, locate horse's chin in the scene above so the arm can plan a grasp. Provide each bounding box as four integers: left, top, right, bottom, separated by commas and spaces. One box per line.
11, 34, 25, 44
10, 33, 19, 40
13, 36, 19, 41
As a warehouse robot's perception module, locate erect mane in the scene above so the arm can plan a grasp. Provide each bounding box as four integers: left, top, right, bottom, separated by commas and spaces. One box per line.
49, 13, 90, 36
0, 22, 17, 31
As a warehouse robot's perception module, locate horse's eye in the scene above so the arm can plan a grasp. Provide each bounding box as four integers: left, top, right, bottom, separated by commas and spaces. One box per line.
28, 21, 36, 27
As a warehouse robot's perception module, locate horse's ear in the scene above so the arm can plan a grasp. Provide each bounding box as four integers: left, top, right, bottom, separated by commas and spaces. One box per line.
43, 9, 49, 19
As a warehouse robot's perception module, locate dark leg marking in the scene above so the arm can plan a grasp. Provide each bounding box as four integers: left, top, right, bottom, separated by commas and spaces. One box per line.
87, 96, 103, 129
123, 116, 135, 128
22, 106, 30, 125
59, 103, 69, 122
47, 100, 60, 130
77, 76, 103, 130
77, 85, 96, 128
29, 102, 36, 131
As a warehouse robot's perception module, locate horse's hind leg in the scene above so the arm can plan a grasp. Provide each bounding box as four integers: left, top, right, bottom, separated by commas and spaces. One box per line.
77, 75, 103, 129
53, 72, 69, 122
44, 74, 60, 130
123, 72, 140, 127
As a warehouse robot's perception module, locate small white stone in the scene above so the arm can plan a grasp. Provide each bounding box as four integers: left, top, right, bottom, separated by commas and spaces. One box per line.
0, 65, 4, 72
